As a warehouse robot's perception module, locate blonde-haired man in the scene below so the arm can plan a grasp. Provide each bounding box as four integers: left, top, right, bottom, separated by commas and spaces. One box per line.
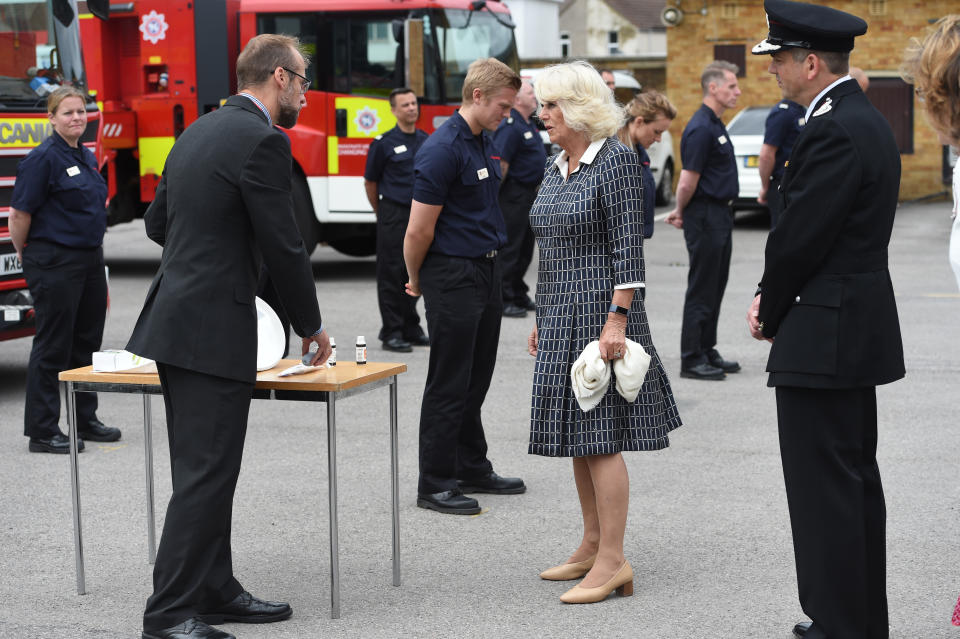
404, 58, 525, 515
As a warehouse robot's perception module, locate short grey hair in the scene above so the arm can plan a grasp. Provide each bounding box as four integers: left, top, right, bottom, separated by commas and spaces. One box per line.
701, 60, 739, 94
534, 61, 624, 142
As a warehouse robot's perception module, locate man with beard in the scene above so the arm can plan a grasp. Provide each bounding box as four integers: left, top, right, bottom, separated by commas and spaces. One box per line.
128, 34, 331, 639
404, 58, 526, 515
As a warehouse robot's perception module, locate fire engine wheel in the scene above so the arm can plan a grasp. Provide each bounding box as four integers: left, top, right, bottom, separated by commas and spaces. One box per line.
292, 173, 318, 255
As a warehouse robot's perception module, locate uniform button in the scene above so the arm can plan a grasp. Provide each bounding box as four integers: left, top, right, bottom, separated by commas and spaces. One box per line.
795, 296, 801, 302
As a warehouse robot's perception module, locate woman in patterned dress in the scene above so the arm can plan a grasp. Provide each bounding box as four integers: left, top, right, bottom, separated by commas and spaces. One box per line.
526, 62, 682, 604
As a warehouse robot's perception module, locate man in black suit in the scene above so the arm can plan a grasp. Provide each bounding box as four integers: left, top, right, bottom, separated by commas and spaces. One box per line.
747, 2, 904, 637
127, 35, 331, 639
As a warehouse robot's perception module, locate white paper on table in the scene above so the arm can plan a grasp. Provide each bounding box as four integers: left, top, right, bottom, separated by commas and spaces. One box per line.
277, 362, 328, 377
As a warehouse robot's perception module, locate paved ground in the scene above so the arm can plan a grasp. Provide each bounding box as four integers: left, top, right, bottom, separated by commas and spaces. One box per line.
1, 199, 958, 638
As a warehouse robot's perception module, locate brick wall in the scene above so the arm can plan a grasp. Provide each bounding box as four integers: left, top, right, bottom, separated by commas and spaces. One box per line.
665, 0, 953, 201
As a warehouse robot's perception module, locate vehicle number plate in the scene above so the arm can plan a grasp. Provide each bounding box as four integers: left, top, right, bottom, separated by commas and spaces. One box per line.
744, 156, 759, 168
1, 253, 23, 276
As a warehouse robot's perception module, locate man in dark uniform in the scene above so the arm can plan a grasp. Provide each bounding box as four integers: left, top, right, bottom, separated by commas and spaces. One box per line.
758, 99, 805, 228
404, 58, 526, 515
665, 61, 742, 380
364, 87, 430, 352
747, 2, 904, 637
493, 79, 546, 318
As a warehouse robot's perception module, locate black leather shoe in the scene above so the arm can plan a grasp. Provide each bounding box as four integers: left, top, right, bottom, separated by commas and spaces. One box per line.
457, 472, 527, 495
142, 618, 234, 639
198, 590, 292, 625
680, 362, 726, 380
417, 489, 481, 515
707, 349, 741, 373
382, 337, 413, 353
520, 297, 537, 311
29, 433, 84, 454
407, 334, 430, 346
792, 621, 811, 637
502, 303, 527, 318
78, 418, 121, 442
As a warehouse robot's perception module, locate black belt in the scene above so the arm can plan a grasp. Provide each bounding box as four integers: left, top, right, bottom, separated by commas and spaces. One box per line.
819, 249, 888, 274
691, 195, 734, 207
429, 250, 498, 261
380, 197, 411, 208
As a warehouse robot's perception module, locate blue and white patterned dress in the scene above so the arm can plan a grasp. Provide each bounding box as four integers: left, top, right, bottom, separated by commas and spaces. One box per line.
529, 137, 682, 457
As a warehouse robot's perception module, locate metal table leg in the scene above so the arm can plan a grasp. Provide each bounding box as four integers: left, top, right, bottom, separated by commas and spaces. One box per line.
327, 393, 340, 619
65, 381, 86, 595
389, 377, 400, 587
143, 394, 156, 564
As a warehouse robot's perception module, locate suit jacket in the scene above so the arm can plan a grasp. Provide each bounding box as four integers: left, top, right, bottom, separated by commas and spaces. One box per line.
126, 96, 321, 383
758, 79, 904, 389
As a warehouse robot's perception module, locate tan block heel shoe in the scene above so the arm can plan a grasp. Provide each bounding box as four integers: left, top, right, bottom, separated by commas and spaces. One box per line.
559, 561, 633, 604
538, 554, 597, 581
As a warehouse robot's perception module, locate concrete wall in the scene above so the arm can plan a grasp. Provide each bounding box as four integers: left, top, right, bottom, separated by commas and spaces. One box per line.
559, 0, 665, 58
510, 0, 564, 59
665, 0, 953, 201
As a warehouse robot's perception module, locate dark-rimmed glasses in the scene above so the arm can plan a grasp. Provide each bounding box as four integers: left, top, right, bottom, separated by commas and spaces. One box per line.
282, 67, 311, 94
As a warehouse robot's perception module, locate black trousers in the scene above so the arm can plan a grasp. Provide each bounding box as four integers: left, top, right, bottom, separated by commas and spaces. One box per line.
417, 253, 499, 493
21, 241, 106, 438
143, 363, 253, 631
497, 178, 537, 306
377, 199, 424, 342
768, 175, 784, 229
680, 199, 732, 367
776, 386, 888, 639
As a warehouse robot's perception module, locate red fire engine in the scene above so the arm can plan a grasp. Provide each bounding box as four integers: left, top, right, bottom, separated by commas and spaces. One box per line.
79, 0, 519, 256
0, 0, 106, 342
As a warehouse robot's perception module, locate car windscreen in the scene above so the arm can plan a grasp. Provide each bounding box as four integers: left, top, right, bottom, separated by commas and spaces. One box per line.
727, 107, 772, 135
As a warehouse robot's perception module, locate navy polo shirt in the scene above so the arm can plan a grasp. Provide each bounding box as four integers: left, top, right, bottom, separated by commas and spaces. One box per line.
680, 104, 739, 202
493, 108, 547, 185
11, 131, 107, 248
412, 110, 507, 258
363, 125, 429, 204
635, 144, 656, 239
763, 100, 805, 181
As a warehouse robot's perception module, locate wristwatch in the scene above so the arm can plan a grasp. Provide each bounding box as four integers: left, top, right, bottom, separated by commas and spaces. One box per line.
608, 303, 629, 316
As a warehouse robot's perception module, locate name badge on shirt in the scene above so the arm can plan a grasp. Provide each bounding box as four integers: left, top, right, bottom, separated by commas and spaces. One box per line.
66, 166, 81, 176
523, 131, 534, 140
393, 145, 407, 154
718, 135, 728, 145
477, 168, 489, 180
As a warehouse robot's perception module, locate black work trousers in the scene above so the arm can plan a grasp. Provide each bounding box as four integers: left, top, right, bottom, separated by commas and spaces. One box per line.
22, 240, 107, 438
680, 199, 732, 367
497, 178, 537, 306
417, 253, 500, 494
377, 198, 424, 342
776, 386, 888, 639
142, 363, 253, 631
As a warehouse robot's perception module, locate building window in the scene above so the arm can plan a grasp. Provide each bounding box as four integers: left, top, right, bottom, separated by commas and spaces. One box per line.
869, 0, 887, 16
721, 3, 738, 18
867, 77, 914, 154
608, 30, 620, 55
560, 31, 570, 58
713, 44, 746, 77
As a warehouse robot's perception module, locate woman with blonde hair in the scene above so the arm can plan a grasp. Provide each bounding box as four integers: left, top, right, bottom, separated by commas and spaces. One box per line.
617, 90, 678, 240
526, 61, 682, 604
903, 15, 960, 290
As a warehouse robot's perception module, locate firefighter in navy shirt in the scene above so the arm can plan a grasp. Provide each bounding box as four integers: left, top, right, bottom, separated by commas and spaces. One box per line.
404, 58, 526, 516
9, 86, 121, 454
758, 99, 805, 228
364, 88, 430, 352
664, 61, 742, 381
493, 80, 547, 318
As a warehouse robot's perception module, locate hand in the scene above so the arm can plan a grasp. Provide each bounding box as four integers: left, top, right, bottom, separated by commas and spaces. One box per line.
302, 329, 333, 366
405, 277, 421, 297
757, 185, 768, 205
598, 314, 627, 361
527, 324, 538, 356
664, 209, 683, 229
747, 295, 772, 342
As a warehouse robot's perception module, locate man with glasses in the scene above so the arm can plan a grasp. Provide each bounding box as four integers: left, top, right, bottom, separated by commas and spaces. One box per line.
129, 34, 331, 639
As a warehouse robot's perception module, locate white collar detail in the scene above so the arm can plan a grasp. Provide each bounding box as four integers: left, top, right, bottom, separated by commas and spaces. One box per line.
553, 139, 606, 179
